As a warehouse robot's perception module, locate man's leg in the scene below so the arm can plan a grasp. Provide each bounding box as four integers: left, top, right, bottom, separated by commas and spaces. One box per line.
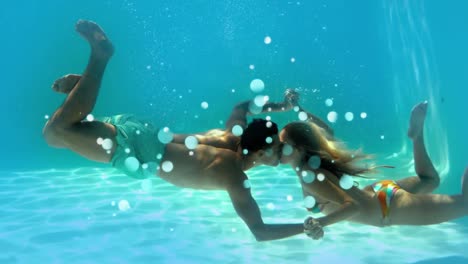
396, 101, 440, 193
43, 20, 117, 163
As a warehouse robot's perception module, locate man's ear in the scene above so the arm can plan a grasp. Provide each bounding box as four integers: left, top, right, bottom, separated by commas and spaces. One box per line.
256, 149, 265, 157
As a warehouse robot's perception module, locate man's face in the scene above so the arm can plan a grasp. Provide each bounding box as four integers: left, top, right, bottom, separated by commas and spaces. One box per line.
258, 135, 283, 166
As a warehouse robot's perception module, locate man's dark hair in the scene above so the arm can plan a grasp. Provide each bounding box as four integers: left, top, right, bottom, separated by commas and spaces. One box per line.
240, 119, 278, 153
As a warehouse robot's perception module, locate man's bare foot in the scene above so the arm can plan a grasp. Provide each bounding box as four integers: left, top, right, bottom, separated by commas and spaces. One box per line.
52, 74, 81, 94
408, 101, 428, 140
75, 20, 114, 60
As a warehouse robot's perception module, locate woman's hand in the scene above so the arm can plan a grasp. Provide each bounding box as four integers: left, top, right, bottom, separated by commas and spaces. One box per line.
283, 89, 300, 109
304, 216, 324, 240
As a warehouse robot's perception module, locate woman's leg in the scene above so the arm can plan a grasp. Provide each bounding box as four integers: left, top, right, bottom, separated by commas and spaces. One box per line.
390, 168, 468, 225
42, 20, 117, 163
396, 102, 440, 194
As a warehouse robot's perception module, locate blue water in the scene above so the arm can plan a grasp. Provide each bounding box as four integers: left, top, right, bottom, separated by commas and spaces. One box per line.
1, 1, 468, 263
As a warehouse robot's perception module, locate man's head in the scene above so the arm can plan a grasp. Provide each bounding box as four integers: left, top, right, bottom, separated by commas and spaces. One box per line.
240, 119, 282, 166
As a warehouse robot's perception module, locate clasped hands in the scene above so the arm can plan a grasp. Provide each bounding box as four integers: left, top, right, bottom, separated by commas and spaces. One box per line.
304, 216, 324, 240
283, 88, 300, 109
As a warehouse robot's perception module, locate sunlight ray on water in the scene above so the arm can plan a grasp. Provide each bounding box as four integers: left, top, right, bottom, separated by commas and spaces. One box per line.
383, 0, 450, 180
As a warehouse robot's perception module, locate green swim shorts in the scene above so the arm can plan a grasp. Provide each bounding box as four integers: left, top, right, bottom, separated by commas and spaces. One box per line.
99, 114, 165, 179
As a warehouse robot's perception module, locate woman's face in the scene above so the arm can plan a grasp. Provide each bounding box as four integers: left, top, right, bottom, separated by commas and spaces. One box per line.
279, 129, 303, 165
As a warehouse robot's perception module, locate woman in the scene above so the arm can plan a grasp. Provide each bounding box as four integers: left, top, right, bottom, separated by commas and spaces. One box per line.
279, 101, 468, 239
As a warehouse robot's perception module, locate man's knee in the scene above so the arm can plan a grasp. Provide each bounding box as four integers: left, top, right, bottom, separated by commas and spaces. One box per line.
42, 123, 66, 148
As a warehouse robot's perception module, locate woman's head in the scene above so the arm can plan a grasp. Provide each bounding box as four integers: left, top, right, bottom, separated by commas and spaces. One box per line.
279, 121, 374, 177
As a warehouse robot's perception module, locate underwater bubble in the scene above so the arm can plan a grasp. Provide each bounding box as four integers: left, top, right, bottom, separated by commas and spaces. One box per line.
298, 111, 308, 121
156, 153, 162, 159
141, 179, 153, 191
97, 137, 104, 145
339, 175, 354, 190
304, 196, 316, 209
286, 195, 293, 201
249, 101, 263, 114
243, 180, 251, 189
111, 201, 116, 206
101, 138, 113, 150
232, 125, 244, 136
360, 112, 367, 119
250, 79, 265, 93
325, 98, 333, 107
184, 136, 199, 150
161, 161, 174, 173
112, 213, 116, 217
293, 106, 300, 112
307, 155, 321, 169
141, 163, 148, 169
327, 111, 338, 123
264, 36, 272, 44
290, 57, 296, 63
86, 114, 94, 122
136, 130, 141, 135
282, 144, 293, 156
301, 170, 316, 183
317, 173, 325, 181
44, 114, 49, 120
266, 121, 272, 128
124, 148, 130, 154
232, 89, 236, 93
243, 149, 249, 155
124, 157, 140, 172
345, 112, 354, 121
265, 137, 273, 144
266, 116, 271, 121
254, 95, 269, 107
380, 135, 385, 140
266, 203, 275, 210
158, 127, 174, 144
249, 64, 255, 70
189, 151, 194, 156
118, 200, 131, 211
201, 101, 209, 109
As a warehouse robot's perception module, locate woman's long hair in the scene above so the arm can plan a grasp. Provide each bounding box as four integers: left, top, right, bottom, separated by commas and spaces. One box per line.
283, 121, 378, 178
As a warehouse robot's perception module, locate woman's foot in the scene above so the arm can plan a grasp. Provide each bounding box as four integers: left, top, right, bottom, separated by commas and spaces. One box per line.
75, 20, 114, 60
408, 101, 428, 140
52, 74, 82, 94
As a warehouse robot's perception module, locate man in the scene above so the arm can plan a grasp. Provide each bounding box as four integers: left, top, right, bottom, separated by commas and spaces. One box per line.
43, 20, 308, 241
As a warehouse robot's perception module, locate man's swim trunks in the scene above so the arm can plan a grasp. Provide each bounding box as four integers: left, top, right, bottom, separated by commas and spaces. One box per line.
372, 180, 402, 219
100, 114, 165, 179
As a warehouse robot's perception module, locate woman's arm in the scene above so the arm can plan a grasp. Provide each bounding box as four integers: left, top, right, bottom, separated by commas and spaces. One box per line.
301, 170, 361, 227
297, 105, 335, 137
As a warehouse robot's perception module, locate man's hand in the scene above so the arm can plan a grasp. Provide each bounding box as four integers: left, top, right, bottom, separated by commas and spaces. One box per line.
283, 89, 300, 109
304, 216, 324, 240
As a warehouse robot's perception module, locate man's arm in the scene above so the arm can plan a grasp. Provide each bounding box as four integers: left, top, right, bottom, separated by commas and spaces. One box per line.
227, 181, 305, 242
225, 89, 299, 130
